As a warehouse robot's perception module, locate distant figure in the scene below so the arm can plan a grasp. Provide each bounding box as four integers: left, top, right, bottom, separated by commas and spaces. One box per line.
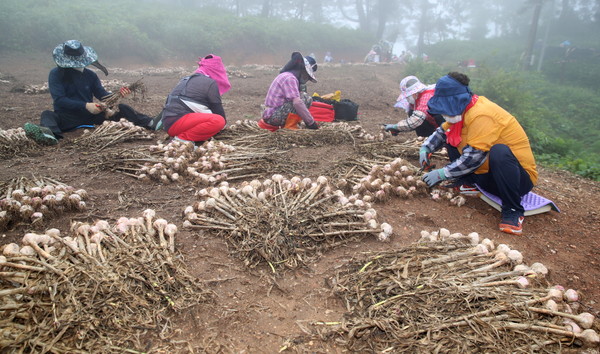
385, 76, 444, 137
258, 52, 319, 131
24, 39, 157, 146
398, 51, 407, 63
324, 51, 333, 63
364, 48, 379, 63
559, 40, 571, 48
160, 54, 230, 144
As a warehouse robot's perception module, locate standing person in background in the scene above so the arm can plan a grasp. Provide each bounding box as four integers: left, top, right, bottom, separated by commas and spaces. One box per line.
385, 75, 444, 138
24, 40, 158, 145
420, 72, 538, 235
324, 51, 333, 63
160, 54, 230, 144
258, 52, 319, 131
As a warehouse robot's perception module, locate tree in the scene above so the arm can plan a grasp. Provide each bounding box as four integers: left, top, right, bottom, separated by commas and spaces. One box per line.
261, 0, 271, 17
522, 0, 544, 70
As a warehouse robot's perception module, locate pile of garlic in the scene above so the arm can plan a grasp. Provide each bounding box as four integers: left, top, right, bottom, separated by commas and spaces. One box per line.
21, 82, 49, 94
139, 139, 247, 184
0, 212, 212, 354
343, 157, 429, 202
184, 175, 393, 270
415, 227, 598, 346
0, 127, 37, 158
72, 119, 154, 150
1, 209, 176, 265
0, 178, 88, 230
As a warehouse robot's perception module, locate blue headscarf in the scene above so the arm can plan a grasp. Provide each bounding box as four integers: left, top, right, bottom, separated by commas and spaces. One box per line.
427, 75, 473, 116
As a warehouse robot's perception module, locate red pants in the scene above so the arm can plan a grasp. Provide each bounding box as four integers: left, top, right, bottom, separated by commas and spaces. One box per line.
167, 113, 225, 141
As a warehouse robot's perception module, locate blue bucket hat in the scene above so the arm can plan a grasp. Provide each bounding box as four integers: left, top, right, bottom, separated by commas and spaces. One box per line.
53, 40, 98, 68
427, 75, 473, 116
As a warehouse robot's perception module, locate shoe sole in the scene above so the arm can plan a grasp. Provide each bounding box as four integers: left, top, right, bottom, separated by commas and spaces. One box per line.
460, 190, 479, 196
459, 186, 479, 195
24, 123, 58, 146
499, 226, 523, 235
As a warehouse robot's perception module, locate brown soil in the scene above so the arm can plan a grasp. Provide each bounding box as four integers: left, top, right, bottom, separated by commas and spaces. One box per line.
1, 54, 599, 352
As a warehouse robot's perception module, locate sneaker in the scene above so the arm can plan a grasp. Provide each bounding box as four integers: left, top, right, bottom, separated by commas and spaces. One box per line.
24, 123, 58, 146
444, 181, 479, 195
457, 184, 479, 195
148, 112, 163, 131
499, 216, 525, 235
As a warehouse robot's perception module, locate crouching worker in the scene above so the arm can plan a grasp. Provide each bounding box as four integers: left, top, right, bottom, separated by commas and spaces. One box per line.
385, 75, 444, 137
258, 52, 319, 131
160, 54, 230, 144
420, 72, 538, 235
25, 40, 158, 146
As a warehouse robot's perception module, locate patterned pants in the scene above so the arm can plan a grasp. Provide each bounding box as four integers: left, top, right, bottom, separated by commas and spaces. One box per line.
263, 93, 312, 127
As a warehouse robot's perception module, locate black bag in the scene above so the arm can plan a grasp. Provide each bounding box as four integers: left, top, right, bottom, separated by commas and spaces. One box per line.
312, 96, 337, 106
334, 99, 359, 121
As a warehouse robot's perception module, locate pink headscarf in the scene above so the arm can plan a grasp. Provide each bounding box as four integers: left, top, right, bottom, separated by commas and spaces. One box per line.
194, 54, 231, 95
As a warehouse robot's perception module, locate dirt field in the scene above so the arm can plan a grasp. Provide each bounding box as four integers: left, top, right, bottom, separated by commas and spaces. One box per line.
1, 54, 599, 352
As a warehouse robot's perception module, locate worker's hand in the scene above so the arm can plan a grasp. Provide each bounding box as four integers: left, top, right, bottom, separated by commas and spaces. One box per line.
419, 147, 432, 169
422, 168, 446, 187
119, 87, 131, 97
85, 102, 105, 115
306, 121, 319, 130
384, 124, 400, 136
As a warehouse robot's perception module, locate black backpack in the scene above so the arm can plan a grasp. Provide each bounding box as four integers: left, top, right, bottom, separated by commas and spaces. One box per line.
333, 99, 359, 121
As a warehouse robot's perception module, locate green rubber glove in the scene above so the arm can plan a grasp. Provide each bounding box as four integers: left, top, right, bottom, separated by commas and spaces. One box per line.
422, 168, 446, 187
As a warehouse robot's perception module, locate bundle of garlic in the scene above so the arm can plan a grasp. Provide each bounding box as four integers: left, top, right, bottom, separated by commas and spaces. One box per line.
101, 78, 146, 108
216, 120, 372, 148
357, 136, 448, 160
136, 139, 271, 184
183, 174, 393, 272
0, 211, 211, 353
0, 176, 87, 230
99, 78, 128, 92
320, 229, 599, 352
0, 127, 37, 158
70, 118, 153, 151
338, 157, 429, 203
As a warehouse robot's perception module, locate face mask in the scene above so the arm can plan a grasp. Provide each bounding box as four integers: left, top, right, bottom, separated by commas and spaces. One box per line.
407, 95, 416, 105
442, 114, 462, 123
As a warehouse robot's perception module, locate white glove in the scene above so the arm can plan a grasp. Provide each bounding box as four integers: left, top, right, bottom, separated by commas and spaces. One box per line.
85, 102, 104, 115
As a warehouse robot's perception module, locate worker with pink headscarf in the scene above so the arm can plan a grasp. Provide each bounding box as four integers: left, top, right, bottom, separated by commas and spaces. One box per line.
160, 54, 231, 143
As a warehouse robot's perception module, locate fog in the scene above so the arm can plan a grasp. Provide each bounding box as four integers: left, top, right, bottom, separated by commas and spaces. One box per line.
0, 0, 598, 72
2, 0, 598, 56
